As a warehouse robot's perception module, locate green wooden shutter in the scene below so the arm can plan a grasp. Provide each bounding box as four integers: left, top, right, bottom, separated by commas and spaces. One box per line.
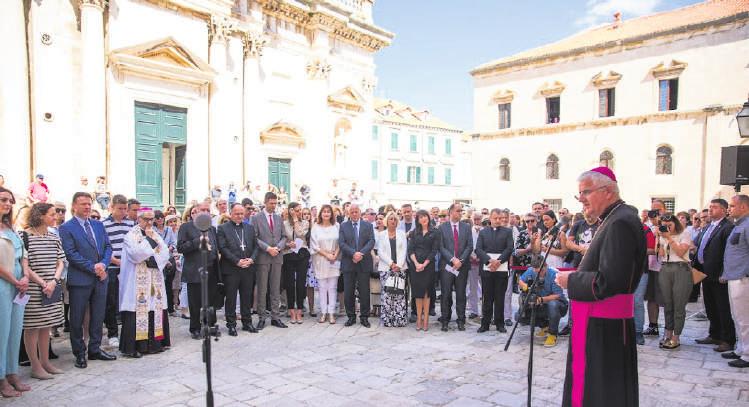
174, 145, 187, 208
371, 160, 378, 180
415, 167, 421, 183
268, 158, 291, 196
410, 135, 417, 152
428, 136, 435, 154
135, 104, 163, 208
445, 138, 452, 155
428, 167, 434, 184
391, 133, 398, 151
372, 125, 378, 141
390, 163, 398, 182
445, 168, 452, 185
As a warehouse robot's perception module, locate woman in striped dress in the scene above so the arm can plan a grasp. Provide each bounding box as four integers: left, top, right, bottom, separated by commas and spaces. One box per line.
22, 203, 65, 379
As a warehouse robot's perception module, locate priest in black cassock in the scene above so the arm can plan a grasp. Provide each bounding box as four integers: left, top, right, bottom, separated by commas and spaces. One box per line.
556, 167, 646, 407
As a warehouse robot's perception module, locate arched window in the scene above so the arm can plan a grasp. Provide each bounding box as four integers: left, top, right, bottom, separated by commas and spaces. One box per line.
546, 154, 559, 179
499, 158, 510, 181
656, 146, 673, 175
599, 150, 614, 169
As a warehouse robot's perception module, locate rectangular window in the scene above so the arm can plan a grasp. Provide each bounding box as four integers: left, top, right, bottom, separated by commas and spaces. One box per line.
371, 125, 378, 141
390, 132, 399, 151
543, 199, 562, 212
371, 160, 378, 180
546, 97, 560, 124
444, 168, 452, 185
658, 79, 678, 111
407, 166, 421, 184
428, 167, 435, 184
409, 135, 418, 152
445, 138, 452, 155
598, 88, 615, 117
652, 197, 676, 213
428, 136, 435, 154
390, 163, 398, 182
498, 103, 511, 129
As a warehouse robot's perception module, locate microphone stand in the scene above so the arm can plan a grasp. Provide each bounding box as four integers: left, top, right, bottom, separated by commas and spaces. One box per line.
199, 232, 216, 407
504, 227, 560, 407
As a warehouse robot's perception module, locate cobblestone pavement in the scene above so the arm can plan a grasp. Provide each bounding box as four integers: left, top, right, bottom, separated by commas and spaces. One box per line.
3, 302, 748, 407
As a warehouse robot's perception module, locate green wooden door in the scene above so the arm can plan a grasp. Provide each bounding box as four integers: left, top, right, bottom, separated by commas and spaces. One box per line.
268, 158, 290, 196
134, 102, 187, 210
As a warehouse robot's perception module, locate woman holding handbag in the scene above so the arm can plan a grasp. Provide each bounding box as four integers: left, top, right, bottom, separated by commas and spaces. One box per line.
283, 202, 310, 324
376, 212, 408, 327
408, 210, 440, 331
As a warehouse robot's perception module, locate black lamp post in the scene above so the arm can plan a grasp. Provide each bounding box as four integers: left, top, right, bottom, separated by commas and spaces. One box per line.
738, 96, 749, 138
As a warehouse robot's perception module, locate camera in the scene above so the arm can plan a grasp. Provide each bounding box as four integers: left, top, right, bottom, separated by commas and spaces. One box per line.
482, 219, 490, 227
659, 225, 669, 233
517, 277, 545, 325
647, 209, 660, 219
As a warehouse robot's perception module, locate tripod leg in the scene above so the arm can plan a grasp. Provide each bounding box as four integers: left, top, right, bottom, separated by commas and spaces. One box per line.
527, 305, 536, 407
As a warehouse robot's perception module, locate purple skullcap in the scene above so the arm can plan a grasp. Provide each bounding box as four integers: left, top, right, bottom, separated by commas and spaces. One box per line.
590, 166, 617, 182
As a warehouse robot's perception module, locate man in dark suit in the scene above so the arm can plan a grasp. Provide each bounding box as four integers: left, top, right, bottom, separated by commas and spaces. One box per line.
438, 202, 473, 331
177, 202, 220, 340
59, 192, 115, 368
693, 198, 735, 352
339, 203, 376, 327
474, 208, 514, 333
252, 192, 287, 329
217, 203, 259, 336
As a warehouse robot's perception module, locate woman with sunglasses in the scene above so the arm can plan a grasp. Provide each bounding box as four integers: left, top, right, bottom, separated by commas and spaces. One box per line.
656, 213, 693, 349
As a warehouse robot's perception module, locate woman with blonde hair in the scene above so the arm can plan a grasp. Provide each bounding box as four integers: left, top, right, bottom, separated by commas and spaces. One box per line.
376, 212, 408, 327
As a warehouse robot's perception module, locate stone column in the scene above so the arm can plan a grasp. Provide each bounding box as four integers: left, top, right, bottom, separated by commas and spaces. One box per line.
79, 0, 106, 181
208, 16, 232, 188
241, 31, 267, 186
0, 1, 31, 191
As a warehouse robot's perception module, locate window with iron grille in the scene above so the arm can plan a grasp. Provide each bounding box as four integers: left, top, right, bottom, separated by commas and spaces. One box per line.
499, 158, 510, 181
544, 199, 562, 212
656, 146, 673, 175
546, 154, 559, 179
652, 197, 675, 213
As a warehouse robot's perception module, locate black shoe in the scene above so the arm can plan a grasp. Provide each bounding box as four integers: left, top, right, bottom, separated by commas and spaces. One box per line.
457, 321, 465, 331
360, 318, 371, 328
558, 325, 571, 336
63, 325, 70, 333
309, 312, 317, 318
271, 319, 288, 328
75, 353, 87, 369
469, 313, 479, 319
52, 327, 61, 338
504, 319, 513, 327
228, 326, 238, 336
497, 325, 507, 333
477, 325, 489, 333
49, 349, 59, 360
695, 336, 719, 345
643, 326, 659, 336
88, 350, 117, 361
242, 324, 258, 333
180, 314, 190, 320
122, 351, 142, 359
409, 314, 417, 323
191, 331, 201, 340
728, 359, 749, 368
722, 352, 741, 360
257, 319, 266, 330
344, 317, 356, 327
429, 310, 436, 316
441, 322, 448, 332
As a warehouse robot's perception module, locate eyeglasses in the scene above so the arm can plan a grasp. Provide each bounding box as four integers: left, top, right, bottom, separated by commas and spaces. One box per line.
575, 186, 607, 201
56, 208, 66, 214
141, 217, 154, 222
525, 219, 537, 223
660, 214, 674, 222
438, 215, 447, 218
91, 215, 101, 220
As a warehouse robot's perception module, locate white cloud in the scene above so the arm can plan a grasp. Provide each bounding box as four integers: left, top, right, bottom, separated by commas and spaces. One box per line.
576, 0, 661, 27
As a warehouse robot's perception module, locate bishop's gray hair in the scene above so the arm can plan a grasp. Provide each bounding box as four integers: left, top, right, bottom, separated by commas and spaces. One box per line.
577, 171, 620, 196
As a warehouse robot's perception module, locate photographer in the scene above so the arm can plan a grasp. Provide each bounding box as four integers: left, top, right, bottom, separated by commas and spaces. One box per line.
518, 255, 568, 347
642, 201, 666, 337
656, 213, 693, 350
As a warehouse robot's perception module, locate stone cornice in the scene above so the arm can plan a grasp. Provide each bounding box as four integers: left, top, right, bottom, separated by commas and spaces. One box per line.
80, 0, 107, 9
491, 89, 515, 104
651, 60, 687, 79
140, 0, 234, 18
470, 12, 749, 78
470, 104, 743, 140
591, 71, 622, 88
260, 122, 306, 148
538, 81, 565, 98
374, 119, 463, 134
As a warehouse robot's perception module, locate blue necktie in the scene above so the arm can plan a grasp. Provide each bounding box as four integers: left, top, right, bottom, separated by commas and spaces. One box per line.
697, 223, 715, 264
353, 222, 359, 249
84, 220, 97, 248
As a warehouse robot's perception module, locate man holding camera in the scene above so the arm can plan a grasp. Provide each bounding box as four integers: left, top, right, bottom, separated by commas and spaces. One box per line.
518, 256, 568, 346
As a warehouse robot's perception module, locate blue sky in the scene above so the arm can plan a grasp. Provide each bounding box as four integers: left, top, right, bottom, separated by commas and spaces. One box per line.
372, 0, 703, 130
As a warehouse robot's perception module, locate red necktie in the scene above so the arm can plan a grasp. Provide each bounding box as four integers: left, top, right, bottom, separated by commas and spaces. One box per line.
452, 224, 459, 258
268, 214, 274, 233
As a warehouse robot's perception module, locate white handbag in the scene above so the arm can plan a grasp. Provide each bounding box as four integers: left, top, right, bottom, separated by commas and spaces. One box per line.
383, 273, 406, 295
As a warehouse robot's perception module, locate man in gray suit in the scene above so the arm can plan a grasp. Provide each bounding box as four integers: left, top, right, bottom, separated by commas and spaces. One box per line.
252, 192, 287, 329
438, 202, 473, 331
339, 204, 376, 327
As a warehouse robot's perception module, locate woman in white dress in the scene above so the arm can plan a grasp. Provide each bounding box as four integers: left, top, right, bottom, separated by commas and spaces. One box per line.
532, 210, 568, 269
309, 205, 340, 324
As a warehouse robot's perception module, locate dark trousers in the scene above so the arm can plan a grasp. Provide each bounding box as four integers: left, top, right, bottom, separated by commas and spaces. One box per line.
534, 300, 568, 335
480, 272, 509, 327
440, 267, 468, 323
703, 279, 736, 345
69, 281, 108, 356
119, 310, 170, 354
187, 283, 202, 333
343, 271, 370, 318
283, 253, 308, 310
164, 269, 175, 313
104, 268, 119, 338
223, 270, 256, 327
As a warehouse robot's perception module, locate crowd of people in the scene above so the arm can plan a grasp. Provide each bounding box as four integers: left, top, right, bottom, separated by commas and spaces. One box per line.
0, 169, 747, 400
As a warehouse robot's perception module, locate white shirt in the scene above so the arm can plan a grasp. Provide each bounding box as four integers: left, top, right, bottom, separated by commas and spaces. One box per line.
659, 230, 692, 263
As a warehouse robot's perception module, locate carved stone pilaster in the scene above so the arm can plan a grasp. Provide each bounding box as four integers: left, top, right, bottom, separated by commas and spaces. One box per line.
209, 16, 234, 44
306, 58, 331, 80
242, 31, 268, 58
79, 0, 106, 10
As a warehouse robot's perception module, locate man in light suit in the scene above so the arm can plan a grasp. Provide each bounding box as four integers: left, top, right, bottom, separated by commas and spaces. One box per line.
438, 202, 473, 331
252, 192, 287, 329
59, 192, 115, 369
339, 204, 376, 327
397, 203, 416, 235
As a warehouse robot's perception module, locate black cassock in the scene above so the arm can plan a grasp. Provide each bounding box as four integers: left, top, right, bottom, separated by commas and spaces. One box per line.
562, 201, 646, 407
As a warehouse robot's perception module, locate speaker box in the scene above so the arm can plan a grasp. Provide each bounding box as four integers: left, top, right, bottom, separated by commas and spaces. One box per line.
720, 145, 749, 185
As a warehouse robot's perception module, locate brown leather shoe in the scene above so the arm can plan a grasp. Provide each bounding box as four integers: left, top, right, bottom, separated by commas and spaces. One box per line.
695, 336, 719, 345
713, 342, 733, 353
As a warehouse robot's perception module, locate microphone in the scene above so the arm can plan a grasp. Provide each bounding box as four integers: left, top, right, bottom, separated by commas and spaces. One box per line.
194, 212, 212, 232
545, 222, 564, 238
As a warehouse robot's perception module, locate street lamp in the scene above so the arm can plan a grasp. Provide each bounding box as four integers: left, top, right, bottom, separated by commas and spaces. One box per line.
738, 96, 749, 138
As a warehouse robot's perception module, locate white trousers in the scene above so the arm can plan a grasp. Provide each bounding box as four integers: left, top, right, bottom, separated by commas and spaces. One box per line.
317, 277, 338, 315
728, 277, 749, 362
468, 265, 481, 315
504, 273, 514, 320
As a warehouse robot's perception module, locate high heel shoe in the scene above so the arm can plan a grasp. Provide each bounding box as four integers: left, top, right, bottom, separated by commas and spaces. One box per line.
318, 313, 327, 323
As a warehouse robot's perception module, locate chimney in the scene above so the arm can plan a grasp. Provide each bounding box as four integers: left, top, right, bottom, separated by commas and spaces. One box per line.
613, 11, 622, 28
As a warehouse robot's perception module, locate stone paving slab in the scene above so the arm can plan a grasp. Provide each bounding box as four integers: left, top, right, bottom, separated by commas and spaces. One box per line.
2, 302, 748, 406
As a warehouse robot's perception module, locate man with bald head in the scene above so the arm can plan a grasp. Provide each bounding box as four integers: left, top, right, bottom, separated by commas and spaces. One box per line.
338, 204, 376, 327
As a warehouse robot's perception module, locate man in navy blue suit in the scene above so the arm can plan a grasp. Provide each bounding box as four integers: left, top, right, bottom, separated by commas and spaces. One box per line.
339, 204, 376, 327
60, 192, 115, 368
438, 203, 473, 331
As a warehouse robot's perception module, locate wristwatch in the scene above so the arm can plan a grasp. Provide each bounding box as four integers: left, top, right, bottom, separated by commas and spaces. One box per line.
54, 278, 61, 285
